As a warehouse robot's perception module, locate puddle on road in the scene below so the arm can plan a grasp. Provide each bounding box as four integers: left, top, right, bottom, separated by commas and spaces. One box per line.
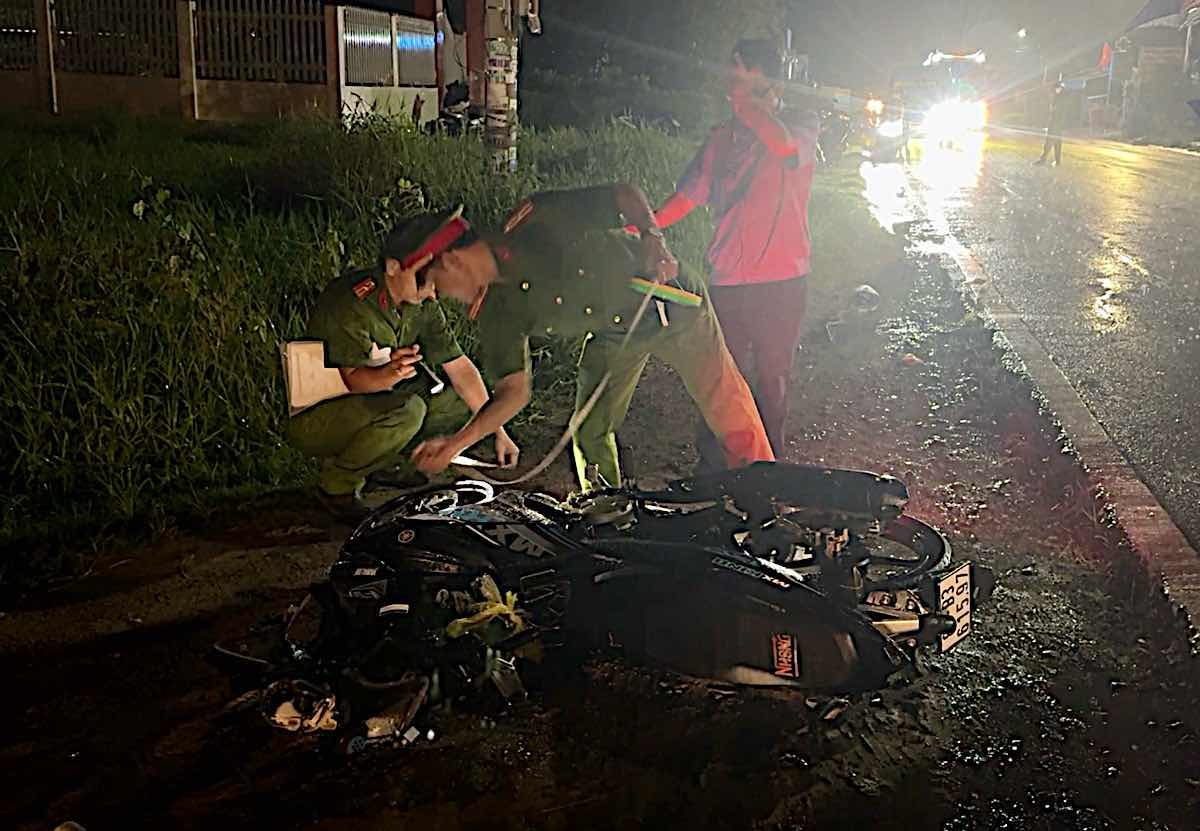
1086, 238, 1152, 333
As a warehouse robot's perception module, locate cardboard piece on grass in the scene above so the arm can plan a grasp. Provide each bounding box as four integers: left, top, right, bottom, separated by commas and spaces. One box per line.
281, 341, 350, 416
283, 338, 394, 416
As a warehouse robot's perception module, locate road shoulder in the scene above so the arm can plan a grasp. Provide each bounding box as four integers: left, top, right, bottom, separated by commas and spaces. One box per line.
912, 184, 1200, 650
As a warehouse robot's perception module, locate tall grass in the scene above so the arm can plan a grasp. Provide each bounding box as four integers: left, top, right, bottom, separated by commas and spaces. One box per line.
0, 112, 711, 572
0, 110, 893, 580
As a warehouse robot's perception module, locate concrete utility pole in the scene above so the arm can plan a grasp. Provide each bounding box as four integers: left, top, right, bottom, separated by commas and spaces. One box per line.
467, 0, 540, 172
483, 0, 519, 173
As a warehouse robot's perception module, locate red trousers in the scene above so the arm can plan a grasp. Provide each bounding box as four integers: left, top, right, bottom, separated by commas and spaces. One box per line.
698, 276, 808, 467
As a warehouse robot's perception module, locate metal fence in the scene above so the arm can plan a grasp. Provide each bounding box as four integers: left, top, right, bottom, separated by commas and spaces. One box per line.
1, 1, 444, 117
53, 0, 179, 77
0, 0, 36, 71
194, 0, 325, 84
342, 6, 437, 88
341, 5, 391, 86
394, 13, 435, 87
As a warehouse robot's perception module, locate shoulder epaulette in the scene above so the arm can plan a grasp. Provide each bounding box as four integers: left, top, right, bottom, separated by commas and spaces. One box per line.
504, 199, 535, 234
352, 276, 376, 301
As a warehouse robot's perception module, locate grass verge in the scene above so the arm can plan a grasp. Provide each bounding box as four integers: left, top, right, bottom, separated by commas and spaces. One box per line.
0, 110, 899, 586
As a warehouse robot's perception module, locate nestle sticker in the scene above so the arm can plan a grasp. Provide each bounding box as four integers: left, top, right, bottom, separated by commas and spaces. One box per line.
772, 633, 800, 679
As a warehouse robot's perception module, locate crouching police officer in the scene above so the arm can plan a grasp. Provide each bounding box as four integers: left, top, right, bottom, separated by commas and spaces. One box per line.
288, 210, 519, 521
408, 183, 775, 489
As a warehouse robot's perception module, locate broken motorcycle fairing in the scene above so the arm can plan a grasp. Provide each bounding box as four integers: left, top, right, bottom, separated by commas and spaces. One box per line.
214, 462, 994, 749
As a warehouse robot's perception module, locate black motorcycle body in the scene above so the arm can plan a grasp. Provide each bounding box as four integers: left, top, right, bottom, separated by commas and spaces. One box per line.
217, 463, 993, 746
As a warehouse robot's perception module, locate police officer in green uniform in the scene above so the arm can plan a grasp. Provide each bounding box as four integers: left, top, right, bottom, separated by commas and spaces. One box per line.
408, 184, 774, 489
288, 210, 520, 520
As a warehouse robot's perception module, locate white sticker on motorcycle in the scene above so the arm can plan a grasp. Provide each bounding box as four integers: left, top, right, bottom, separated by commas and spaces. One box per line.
482, 525, 552, 558
938, 562, 972, 651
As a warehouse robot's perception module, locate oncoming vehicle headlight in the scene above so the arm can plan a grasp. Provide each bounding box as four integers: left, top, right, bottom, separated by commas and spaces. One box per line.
971, 100, 988, 129
924, 99, 988, 139
878, 119, 904, 139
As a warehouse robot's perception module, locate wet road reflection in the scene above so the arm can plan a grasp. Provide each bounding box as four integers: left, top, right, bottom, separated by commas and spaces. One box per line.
1086, 240, 1151, 333
862, 129, 1200, 548
859, 134, 986, 234
912, 133, 985, 208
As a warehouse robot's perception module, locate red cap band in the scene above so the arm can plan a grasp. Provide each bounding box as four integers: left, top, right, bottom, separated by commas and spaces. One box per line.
401, 216, 470, 269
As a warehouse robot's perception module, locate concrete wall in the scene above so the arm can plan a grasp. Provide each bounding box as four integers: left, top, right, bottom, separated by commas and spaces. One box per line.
341, 85, 439, 124
0, 71, 335, 122
195, 80, 330, 122
57, 73, 179, 117
0, 70, 40, 112
0, 70, 178, 116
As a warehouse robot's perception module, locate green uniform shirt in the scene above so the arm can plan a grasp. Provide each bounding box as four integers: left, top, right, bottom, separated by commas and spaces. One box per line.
305, 267, 464, 369
474, 187, 704, 381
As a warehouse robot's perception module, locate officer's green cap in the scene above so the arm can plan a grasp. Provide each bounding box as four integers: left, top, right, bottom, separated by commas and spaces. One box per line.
380, 205, 470, 268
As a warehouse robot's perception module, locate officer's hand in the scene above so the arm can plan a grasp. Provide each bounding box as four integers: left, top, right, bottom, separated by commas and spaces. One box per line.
411, 435, 461, 475
385, 345, 421, 382
494, 428, 520, 468
641, 233, 679, 283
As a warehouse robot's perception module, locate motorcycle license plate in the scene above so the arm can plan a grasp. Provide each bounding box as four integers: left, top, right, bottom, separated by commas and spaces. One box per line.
937, 562, 972, 652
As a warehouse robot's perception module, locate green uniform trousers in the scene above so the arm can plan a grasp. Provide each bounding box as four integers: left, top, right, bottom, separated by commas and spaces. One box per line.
287, 385, 471, 496
571, 297, 774, 491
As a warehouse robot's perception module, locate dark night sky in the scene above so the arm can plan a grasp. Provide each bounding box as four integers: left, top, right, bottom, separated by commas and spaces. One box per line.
787, 0, 1151, 87
527, 0, 1155, 90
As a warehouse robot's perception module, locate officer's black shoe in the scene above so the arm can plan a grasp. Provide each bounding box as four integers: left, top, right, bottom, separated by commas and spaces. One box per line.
365, 468, 430, 493
317, 488, 373, 524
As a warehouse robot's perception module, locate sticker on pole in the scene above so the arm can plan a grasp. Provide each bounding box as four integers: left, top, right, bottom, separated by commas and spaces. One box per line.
937, 562, 972, 652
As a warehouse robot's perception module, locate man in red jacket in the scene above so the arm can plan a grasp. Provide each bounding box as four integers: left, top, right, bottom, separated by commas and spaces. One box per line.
653, 38, 820, 468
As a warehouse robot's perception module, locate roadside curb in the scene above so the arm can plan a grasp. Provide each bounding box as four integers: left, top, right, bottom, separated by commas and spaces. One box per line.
924, 225, 1200, 650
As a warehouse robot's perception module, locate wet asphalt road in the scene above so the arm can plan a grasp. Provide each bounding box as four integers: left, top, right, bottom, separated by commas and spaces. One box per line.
886, 131, 1200, 550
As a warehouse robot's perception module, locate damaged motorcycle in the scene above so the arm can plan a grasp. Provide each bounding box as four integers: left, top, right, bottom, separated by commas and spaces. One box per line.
213, 462, 994, 753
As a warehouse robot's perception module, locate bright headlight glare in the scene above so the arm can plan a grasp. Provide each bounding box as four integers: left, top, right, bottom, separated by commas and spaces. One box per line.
972, 101, 988, 128
925, 98, 986, 138
878, 119, 904, 138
